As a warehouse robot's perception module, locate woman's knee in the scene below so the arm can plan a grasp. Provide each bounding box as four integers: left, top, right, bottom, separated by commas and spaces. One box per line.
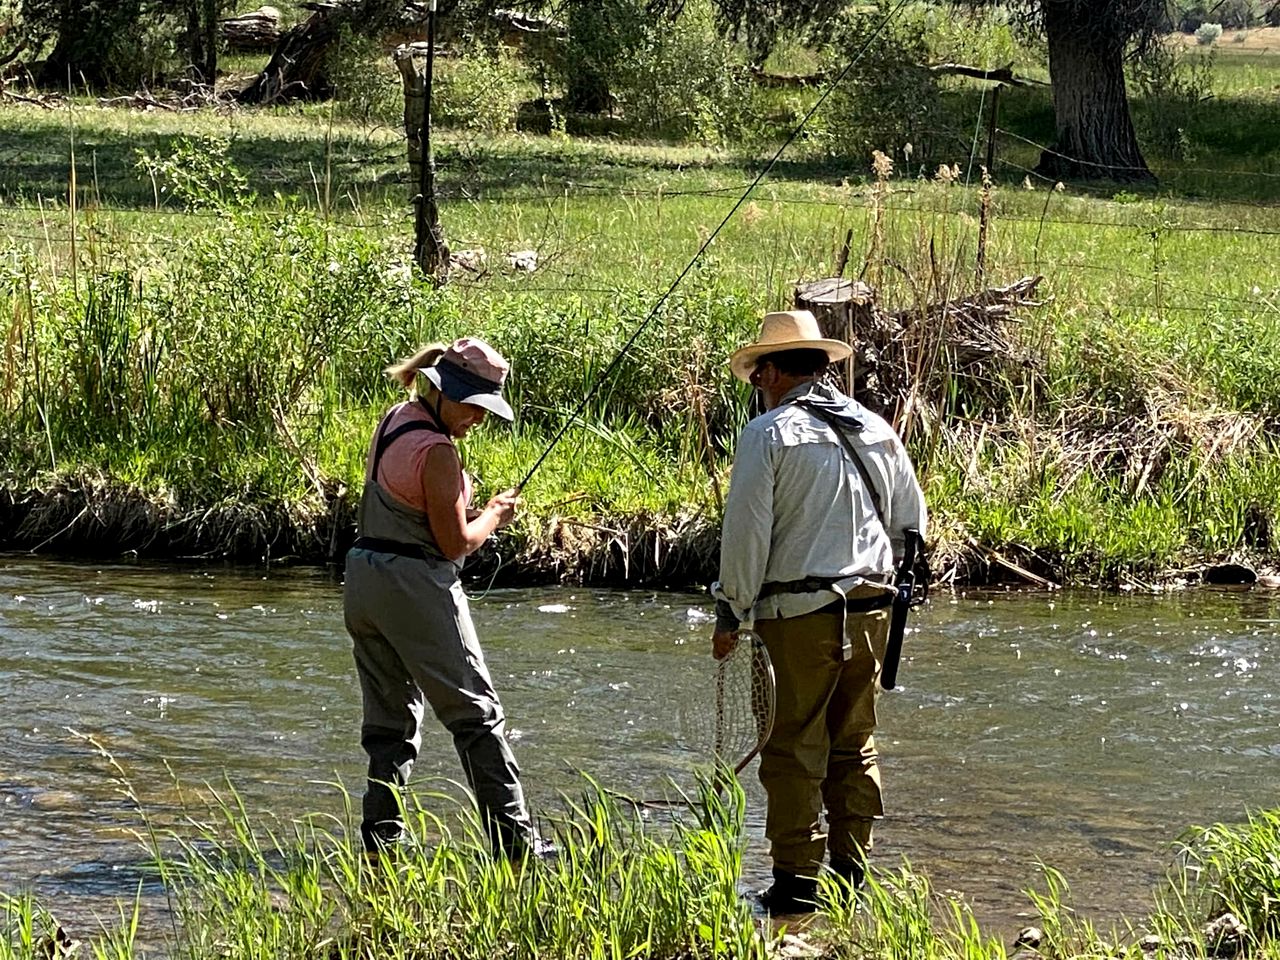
442, 695, 504, 739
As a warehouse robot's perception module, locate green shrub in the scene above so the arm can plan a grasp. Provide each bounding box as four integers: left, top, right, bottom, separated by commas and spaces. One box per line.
922, 5, 1022, 73
820, 3, 947, 164
327, 26, 403, 126
1131, 45, 1214, 161
134, 135, 253, 211
435, 43, 529, 137
1195, 21, 1224, 43
613, 0, 758, 145
550, 0, 648, 114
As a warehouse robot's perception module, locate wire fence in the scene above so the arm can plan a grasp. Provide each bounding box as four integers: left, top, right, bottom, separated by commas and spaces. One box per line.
6, 188, 1280, 237
3, 113, 1279, 326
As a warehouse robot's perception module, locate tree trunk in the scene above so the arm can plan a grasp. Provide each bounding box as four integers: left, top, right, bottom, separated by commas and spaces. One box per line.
38, 0, 140, 89
1037, 2, 1154, 183
202, 0, 220, 83
237, 0, 402, 104
184, 0, 219, 84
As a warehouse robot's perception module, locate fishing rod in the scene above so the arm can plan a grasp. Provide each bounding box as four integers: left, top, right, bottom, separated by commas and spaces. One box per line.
517, 0, 912, 491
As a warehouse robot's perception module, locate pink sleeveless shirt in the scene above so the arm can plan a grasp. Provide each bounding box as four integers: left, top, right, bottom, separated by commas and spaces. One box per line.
364, 402, 473, 513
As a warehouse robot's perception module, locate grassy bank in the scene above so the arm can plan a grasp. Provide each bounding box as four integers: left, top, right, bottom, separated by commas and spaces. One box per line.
5, 759, 1280, 959
2, 54, 1280, 585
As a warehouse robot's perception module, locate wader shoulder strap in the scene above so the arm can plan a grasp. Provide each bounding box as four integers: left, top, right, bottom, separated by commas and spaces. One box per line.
792, 398, 887, 530
369, 405, 448, 481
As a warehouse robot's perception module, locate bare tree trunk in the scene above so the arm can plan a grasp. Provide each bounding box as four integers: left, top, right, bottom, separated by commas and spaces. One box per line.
1037, 3, 1154, 182
202, 0, 219, 83
237, 0, 401, 104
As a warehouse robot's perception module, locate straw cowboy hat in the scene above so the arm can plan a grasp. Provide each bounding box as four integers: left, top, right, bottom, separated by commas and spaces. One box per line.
729, 310, 853, 384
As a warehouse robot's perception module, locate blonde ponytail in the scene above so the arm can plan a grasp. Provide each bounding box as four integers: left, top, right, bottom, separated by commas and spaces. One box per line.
386, 343, 447, 394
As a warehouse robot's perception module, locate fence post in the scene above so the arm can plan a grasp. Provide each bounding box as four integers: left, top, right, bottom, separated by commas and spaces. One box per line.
394, 0, 448, 283
985, 82, 1001, 176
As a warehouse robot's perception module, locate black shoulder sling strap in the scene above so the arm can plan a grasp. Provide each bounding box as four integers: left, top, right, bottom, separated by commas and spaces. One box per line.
790, 396, 886, 527
369, 400, 449, 482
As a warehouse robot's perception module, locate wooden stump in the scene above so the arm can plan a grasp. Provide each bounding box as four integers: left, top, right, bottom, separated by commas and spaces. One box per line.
794, 278, 899, 417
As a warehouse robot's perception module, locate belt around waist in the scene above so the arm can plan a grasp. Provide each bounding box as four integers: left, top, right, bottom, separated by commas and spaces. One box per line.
824, 594, 893, 613
351, 536, 440, 562
760, 576, 891, 596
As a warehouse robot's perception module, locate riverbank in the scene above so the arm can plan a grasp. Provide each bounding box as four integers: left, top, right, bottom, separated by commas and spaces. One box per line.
3, 105, 1280, 586
3, 475, 1278, 589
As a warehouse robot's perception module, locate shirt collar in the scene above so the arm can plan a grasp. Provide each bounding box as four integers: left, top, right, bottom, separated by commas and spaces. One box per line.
780, 380, 842, 405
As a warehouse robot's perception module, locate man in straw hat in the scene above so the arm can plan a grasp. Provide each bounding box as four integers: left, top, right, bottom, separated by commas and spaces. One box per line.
711, 309, 927, 915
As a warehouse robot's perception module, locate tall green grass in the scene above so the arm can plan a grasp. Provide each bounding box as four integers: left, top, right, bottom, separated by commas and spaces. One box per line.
10, 767, 1280, 960
3, 103, 1280, 579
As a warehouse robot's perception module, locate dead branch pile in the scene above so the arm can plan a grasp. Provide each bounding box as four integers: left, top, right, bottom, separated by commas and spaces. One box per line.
1051, 378, 1262, 498
97, 82, 230, 112
795, 274, 1045, 427
0, 86, 63, 109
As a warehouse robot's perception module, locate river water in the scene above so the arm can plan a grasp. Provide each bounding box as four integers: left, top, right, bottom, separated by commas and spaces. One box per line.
2, 557, 1278, 940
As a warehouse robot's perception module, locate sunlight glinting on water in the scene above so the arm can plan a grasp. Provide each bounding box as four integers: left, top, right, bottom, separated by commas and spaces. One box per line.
1, 558, 1278, 935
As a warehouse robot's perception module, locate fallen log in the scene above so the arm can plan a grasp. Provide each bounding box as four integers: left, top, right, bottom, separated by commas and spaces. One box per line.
220, 7, 283, 51
238, 0, 419, 104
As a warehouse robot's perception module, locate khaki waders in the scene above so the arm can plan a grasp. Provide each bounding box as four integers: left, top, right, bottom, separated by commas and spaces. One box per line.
343, 408, 532, 855
754, 586, 891, 877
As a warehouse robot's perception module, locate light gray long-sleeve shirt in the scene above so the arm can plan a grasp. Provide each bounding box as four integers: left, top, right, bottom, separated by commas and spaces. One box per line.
711, 382, 928, 628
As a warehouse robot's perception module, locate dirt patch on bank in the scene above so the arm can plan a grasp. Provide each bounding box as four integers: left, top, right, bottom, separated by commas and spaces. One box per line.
1171, 26, 1280, 51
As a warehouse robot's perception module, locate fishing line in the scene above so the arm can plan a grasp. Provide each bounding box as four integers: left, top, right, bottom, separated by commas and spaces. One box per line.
517, 0, 913, 490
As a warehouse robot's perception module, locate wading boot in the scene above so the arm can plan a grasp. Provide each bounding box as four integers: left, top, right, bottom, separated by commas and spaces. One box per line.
829, 857, 866, 891
756, 868, 819, 916
507, 834, 559, 868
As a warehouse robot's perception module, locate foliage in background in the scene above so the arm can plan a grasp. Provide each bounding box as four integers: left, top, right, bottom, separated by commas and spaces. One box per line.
13, 0, 225, 88
434, 42, 529, 137
1130, 45, 1215, 160
326, 24, 404, 125
820, 3, 947, 164
922, 4, 1025, 70
548, 0, 648, 114
612, 0, 757, 145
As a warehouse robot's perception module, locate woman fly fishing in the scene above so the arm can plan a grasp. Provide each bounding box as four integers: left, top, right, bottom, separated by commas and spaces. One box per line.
343, 337, 548, 861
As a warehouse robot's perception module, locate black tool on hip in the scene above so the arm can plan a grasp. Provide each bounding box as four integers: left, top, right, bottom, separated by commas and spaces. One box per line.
881, 528, 930, 690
